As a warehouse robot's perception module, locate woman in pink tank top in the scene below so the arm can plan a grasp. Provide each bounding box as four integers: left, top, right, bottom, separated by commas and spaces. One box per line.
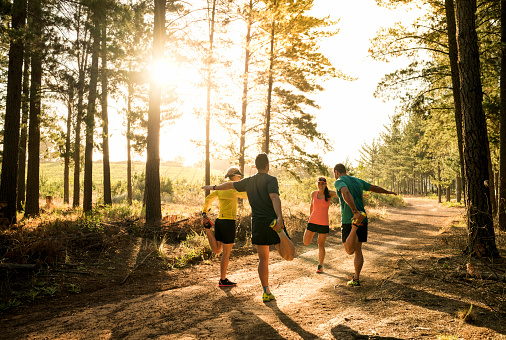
303, 177, 337, 273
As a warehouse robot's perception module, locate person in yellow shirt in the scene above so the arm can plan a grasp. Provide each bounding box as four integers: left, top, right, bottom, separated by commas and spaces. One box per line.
202, 167, 248, 287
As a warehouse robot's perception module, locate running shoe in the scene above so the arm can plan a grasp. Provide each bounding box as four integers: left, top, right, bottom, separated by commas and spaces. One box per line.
347, 276, 361, 287
316, 265, 323, 273
351, 212, 367, 226
219, 278, 237, 287
262, 292, 275, 302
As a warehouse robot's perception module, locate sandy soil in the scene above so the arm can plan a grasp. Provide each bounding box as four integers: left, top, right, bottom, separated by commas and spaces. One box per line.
2, 197, 505, 339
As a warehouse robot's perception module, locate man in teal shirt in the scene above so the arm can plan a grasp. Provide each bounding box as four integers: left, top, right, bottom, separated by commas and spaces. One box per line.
334, 163, 397, 287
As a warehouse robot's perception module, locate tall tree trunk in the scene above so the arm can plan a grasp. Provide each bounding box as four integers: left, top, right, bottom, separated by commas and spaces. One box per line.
17, 53, 30, 211
456, 175, 462, 202
64, 81, 73, 204
239, 0, 253, 175
127, 71, 133, 205
438, 164, 442, 203
445, 0, 466, 204
145, 0, 165, 224
73, 68, 84, 207
101, 22, 112, 205
83, 11, 101, 213
455, 0, 499, 258
25, 0, 42, 217
0, 0, 27, 224
73, 4, 88, 208
205, 0, 216, 197
500, 0, 506, 230
264, 1, 276, 154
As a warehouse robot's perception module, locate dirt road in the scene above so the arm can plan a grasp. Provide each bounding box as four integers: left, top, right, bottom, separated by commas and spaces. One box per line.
3, 198, 505, 339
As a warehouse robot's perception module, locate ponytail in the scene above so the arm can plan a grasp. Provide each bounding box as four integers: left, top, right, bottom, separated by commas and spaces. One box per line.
324, 186, 330, 202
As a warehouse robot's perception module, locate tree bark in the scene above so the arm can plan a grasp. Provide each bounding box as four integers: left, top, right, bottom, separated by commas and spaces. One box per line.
83, 10, 101, 213
438, 164, 442, 203
17, 53, 30, 211
25, 0, 42, 217
500, 0, 506, 230
145, 0, 165, 224
239, 0, 253, 175
456, 175, 462, 202
455, 0, 499, 258
205, 0, 216, 197
64, 81, 74, 204
73, 4, 88, 208
101, 22, 112, 205
127, 68, 133, 205
445, 0, 466, 204
264, 0, 276, 154
0, 0, 27, 224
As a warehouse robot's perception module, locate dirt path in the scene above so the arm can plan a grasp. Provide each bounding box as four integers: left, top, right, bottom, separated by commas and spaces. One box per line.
3, 198, 505, 339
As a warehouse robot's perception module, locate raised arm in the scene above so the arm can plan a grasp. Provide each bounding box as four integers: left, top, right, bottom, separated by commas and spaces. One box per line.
269, 193, 284, 232
369, 185, 397, 195
201, 182, 235, 191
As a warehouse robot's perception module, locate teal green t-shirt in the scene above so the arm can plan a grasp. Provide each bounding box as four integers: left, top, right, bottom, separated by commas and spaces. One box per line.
334, 175, 371, 224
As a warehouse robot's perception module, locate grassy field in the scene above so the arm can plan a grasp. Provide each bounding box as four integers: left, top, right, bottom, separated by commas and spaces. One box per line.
40, 161, 222, 184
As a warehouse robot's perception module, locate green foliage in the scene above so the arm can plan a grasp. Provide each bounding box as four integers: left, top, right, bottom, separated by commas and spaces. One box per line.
67, 284, 81, 294
0, 298, 21, 311
172, 231, 212, 269
364, 192, 405, 208
77, 214, 104, 233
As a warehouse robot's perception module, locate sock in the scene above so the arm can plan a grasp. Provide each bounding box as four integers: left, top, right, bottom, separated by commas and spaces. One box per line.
263, 286, 270, 294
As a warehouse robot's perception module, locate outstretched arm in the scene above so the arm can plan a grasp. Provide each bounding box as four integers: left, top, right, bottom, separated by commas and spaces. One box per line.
369, 185, 397, 195
202, 182, 235, 191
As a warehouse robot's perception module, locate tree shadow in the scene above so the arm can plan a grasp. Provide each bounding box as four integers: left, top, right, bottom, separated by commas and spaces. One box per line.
331, 324, 403, 339
264, 300, 321, 340
363, 279, 506, 335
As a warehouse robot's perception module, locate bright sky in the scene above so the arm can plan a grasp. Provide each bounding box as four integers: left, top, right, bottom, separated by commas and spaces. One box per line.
104, 0, 422, 168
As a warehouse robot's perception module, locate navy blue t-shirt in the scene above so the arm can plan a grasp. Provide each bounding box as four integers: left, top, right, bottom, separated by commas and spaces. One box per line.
233, 173, 279, 226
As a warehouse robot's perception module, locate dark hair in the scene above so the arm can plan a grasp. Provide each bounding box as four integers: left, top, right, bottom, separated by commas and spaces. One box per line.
324, 186, 330, 202
255, 153, 269, 171
318, 176, 331, 201
334, 163, 346, 174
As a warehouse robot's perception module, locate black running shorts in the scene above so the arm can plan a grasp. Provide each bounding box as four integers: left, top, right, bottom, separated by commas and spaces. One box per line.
341, 222, 368, 243
251, 220, 290, 245
307, 222, 330, 234
214, 218, 236, 244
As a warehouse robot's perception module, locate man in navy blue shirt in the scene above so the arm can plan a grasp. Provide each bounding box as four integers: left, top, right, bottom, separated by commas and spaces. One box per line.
203, 153, 295, 302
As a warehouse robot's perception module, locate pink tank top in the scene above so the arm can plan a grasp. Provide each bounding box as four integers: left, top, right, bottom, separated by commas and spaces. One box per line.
308, 191, 330, 226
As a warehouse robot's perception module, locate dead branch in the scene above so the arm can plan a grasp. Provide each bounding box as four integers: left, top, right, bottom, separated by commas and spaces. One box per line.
121, 250, 155, 285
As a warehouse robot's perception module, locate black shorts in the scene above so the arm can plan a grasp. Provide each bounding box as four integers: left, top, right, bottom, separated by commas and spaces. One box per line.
341, 222, 368, 243
251, 219, 290, 245
214, 218, 236, 244
307, 222, 329, 234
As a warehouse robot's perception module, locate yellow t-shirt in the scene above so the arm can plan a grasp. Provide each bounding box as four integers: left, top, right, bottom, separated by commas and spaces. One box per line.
202, 186, 248, 220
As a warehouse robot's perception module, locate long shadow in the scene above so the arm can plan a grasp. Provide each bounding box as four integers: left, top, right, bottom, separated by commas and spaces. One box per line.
364, 279, 506, 335
264, 300, 321, 340
331, 324, 403, 339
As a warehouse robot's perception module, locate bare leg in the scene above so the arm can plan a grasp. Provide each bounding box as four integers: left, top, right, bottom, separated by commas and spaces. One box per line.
256, 245, 271, 293
343, 225, 360, 255
220, 243, 234, 280
317, 233, 327, 267
303, 229, 315, 246
274, 229, 295, 261
205, 228, 223, 254
353, 242, 364, 280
